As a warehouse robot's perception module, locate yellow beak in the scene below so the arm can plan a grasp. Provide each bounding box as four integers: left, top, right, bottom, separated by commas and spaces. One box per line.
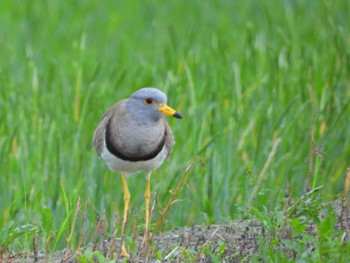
158, 104, 183, 119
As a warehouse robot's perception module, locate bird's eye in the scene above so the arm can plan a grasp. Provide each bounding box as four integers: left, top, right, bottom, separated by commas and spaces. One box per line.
144, 98, 155, 105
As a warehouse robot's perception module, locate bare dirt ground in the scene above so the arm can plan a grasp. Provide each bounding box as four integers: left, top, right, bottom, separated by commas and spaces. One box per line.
3, 200, 350, 263
3, 220, 263, 263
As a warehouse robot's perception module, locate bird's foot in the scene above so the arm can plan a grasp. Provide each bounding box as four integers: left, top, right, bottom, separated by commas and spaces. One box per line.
121, 244, 130, 258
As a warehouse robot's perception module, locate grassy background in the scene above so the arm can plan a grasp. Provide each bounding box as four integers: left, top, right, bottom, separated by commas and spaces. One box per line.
0, 0, 349, 255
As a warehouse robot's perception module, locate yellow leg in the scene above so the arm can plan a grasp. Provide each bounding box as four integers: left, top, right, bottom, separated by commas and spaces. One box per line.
142, 178, 151, 247
120, 172, 130, 257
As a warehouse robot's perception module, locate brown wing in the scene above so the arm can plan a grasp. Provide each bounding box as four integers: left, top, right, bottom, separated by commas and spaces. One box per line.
164, 120, 175, 159
93, 101, 124, 156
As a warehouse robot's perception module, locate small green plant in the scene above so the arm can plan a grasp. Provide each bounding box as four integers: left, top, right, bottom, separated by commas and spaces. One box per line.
251, 187, 350, 262
77, 248, 120, 263
39, 207, 56, 251
0, 223, 40, 249
199, 242, 227, 262
178, 246, 197, 262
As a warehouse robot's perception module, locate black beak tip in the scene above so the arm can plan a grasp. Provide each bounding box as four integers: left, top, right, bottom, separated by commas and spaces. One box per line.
173, 112, 183, 119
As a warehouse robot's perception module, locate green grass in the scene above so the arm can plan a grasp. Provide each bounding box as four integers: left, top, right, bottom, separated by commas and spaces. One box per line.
0, 0, 349, 259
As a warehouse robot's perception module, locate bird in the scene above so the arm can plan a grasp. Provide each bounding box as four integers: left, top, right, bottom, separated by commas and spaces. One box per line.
93, 87, 183, 257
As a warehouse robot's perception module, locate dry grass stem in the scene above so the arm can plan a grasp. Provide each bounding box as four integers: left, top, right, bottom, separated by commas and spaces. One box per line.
66, 196, 81, 246
305, 127, 316, 192
150, 158, 199, 241
249, 137, 281, 204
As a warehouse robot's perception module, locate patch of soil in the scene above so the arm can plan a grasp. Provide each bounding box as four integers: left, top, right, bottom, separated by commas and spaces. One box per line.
153, 219, 262, 262
3, 220, 263, 263
3, 200, 349, 263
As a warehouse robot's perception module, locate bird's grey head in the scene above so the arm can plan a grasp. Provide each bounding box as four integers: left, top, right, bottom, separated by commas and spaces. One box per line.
126, 88, 168, 122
